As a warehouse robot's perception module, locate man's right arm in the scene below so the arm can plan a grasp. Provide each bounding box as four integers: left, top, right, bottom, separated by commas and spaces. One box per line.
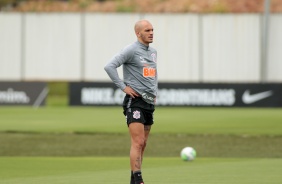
104, 46, 133, 91
104, 45, 139, 98
104, 55, 126, 91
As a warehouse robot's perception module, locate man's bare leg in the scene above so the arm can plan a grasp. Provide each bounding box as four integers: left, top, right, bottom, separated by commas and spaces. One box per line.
141, 125, 151, 160
129, 123, 150, 184
129, 123, 145, 171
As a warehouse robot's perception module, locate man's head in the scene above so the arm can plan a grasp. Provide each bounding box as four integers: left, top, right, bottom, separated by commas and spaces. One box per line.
134, 20, 154, 46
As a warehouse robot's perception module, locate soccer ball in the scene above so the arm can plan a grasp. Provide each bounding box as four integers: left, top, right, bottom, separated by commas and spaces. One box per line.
180, 147, 196, 161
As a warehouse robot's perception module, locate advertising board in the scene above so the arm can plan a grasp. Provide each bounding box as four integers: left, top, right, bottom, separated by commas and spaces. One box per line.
0, 82, 48, 107
69, 82, 282, 107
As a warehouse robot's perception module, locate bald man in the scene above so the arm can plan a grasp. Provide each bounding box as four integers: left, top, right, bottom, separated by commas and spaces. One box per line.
104, 20, 158, 184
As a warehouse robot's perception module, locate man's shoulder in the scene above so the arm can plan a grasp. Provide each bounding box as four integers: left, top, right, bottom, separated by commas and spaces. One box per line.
117, 42, 138, 61
122, 42, 138, 53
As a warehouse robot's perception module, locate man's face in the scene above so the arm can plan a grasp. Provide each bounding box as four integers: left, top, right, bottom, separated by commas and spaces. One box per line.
138, 22, 154, 45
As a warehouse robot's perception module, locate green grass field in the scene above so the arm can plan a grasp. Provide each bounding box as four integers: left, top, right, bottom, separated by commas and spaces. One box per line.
1, 157, 282, 184
1, 107, 282, 135
1, 106, 282, 183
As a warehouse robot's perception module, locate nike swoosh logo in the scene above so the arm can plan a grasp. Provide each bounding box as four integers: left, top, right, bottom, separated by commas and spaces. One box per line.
242, 90, 273, 104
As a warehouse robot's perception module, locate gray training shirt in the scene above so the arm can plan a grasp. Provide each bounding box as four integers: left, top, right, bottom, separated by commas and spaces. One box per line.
104, 41, 158, 104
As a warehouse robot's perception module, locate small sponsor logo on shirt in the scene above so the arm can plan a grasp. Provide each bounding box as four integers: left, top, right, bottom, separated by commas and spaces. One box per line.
139, 57, 146, 63
142, 93, 155, 103
151, 53, 157, 63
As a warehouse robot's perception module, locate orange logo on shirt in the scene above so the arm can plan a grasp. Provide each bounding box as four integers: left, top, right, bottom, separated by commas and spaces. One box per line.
143, 67, 156, 77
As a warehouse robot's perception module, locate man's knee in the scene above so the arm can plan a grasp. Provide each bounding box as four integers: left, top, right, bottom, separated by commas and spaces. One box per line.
132, 137, 146, 149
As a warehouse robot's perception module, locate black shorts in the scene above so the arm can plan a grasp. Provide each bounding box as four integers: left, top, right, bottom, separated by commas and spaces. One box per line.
123, 95, 155, 126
